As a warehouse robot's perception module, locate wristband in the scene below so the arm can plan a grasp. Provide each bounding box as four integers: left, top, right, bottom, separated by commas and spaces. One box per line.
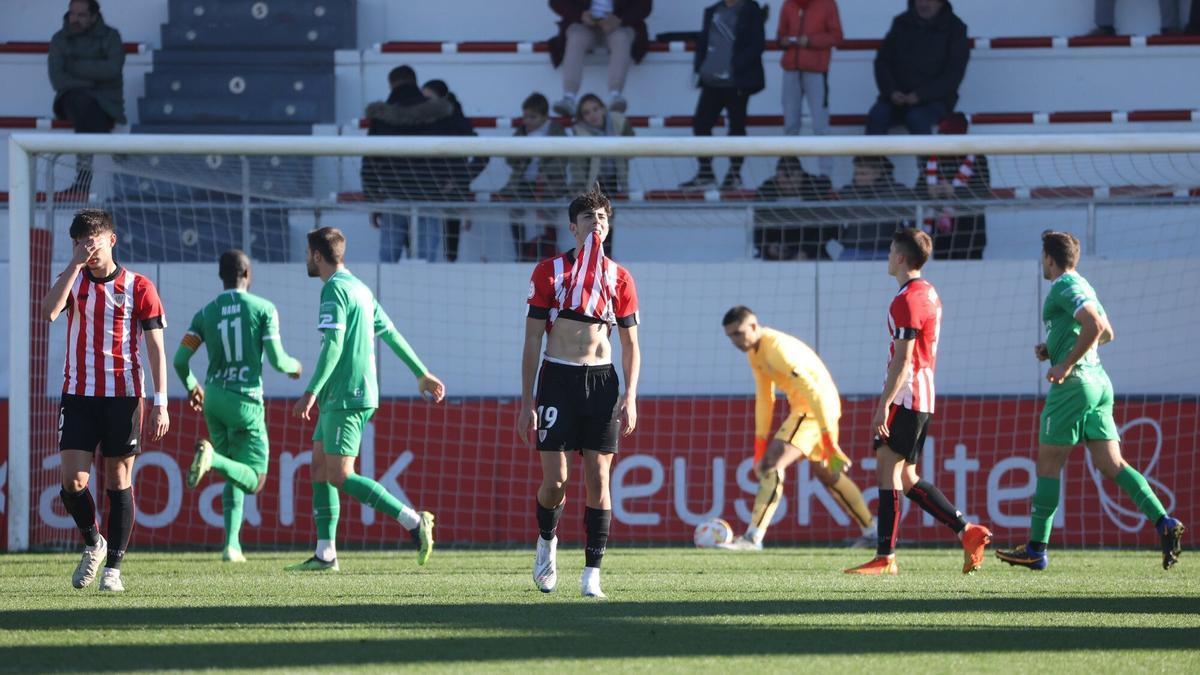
153, 392, 167, 407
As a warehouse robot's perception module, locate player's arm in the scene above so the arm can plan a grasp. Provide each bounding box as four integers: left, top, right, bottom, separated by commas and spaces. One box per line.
173, 318, 205, 411
262, 306, 302, 379
373, 301, 443, 401
295, 291, 346, 420
144, 327, 171, 441
40, 239, 92, 322
873, 337, 916, 438
1047, 303, 1107, 384
617, 323, 640, 436
752, 365, 775, 465
517, 317, 547, 445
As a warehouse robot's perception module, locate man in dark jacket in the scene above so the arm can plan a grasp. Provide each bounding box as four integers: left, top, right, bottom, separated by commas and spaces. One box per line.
680, 0, 766, 191
837, 155, 915, 260
866, 0, 968, 136
549, 0, 652, 116
362, 66, 461, 262
753, 156, 835, 260
48, 0, 126, 197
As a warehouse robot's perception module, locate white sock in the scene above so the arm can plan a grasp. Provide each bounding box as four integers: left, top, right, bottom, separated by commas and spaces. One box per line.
395, 505, 421, 530
582, 566, 601, 586
745, 526, 764, 544
862, 522, 877, 536
102, 566, 119, 577
315, 539, 336, 562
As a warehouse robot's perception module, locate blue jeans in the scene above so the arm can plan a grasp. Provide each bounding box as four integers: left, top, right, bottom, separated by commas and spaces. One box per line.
866, 99, 948, 135
379, 212, 442, 262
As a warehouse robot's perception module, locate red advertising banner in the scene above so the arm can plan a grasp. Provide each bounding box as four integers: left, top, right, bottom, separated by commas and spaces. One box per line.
11, 397, 1197, 549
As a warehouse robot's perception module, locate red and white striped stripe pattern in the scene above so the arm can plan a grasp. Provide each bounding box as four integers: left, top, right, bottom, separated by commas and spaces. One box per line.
563, 231, 617, 324
886, 279, 942, 414
63, 269, 149, 397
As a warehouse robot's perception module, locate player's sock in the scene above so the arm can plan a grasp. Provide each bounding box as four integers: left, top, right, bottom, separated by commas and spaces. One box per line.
222, 483, 245, 551
749, 467, 785, 542
209, 453, 258, 493
59, 486, 100, 547
537, 498, 564, 541
1113, 465, 1169, 524
105, 487, 134, 570
584, 507, 611, 569
341, 473, 421, 529
827, 474, 875, 530
877, 489, 901, 556
1029, 475, 1060, 548
905, 479, 967, 535
313, 480, 340, 557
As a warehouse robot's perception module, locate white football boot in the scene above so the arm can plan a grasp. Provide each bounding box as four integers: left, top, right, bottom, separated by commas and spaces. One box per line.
533, 536, 558, 593
581, 566, 606, 598
98, 567, 124, 592
72, 535, 107, 589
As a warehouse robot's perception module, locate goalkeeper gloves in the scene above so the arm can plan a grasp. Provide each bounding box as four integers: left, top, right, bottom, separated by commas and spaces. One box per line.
816, 431, 853, 473
753, 437, 768, 465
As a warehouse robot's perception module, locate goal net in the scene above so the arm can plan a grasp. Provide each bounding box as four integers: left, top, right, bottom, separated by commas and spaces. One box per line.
6, 132, 1199, 552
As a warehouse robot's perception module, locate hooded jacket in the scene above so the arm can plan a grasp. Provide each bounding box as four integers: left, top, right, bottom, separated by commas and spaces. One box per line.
361, 83, 462, 201
873, 0, 969, 110
49, 12, 126, 124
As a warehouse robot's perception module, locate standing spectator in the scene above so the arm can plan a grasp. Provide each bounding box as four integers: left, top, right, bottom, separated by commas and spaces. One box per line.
549, 0, 652, 117
421, 79, 488, 262
753, 156, 835, 261
777, 0, 843, 178
1188, 0, 1200, 32
499, 93, 569, 262
1086, 0, 1180, 36
918, 113, 989, 259
836, 155, 914, 260
48, 0, 126, 198
361, 66, 458, 262
680, 0, 767, 191
570, 94, 635, 254
866, 0, 968, 136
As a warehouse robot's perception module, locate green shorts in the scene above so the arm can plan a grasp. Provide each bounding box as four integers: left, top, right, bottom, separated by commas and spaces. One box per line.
312, 408, 375, 457
203, 386, 269, 475
1039, 369, 1120, 446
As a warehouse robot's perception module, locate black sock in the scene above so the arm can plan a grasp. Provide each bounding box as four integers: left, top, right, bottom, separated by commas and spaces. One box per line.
905, 479, 967, 534
536, 499, 564, 541
877, 489, 900, 557
105, 488, 134, 570
1028, 540, 1047, 553
584, 507, 611, 569
59, 486, 100, 547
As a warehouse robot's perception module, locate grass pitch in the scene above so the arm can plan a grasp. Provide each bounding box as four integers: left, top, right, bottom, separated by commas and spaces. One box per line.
1, 547, 1197, 673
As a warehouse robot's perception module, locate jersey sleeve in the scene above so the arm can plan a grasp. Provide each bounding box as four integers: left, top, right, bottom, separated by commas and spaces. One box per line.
752, 359, 776, 440
525, 260, 556, 320
766, 345, 838, 434
1057, 277, 1098, 317
614, 266, 640, 328
889, 293, 921, 340
374, 300, 429, 378
262, 303, 282, 341
181, 309, 204, 350
317, 283, 347, 332
133, 275, 166, 330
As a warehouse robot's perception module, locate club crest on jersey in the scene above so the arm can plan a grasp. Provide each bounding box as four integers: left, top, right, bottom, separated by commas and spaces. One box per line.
539, 430, 547, 443
528, 281, 536, 300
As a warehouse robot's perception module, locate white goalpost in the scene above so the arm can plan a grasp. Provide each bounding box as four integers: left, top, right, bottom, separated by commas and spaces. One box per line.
7, 132, 1200, 553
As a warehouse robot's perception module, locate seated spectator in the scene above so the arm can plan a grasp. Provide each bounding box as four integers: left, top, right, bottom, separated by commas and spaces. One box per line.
918, 113, 989, 259
362, 66, 459, 262
570, 94, 635, 254
498, 93, 569, 262
777, 0, 843, 178
1087, 0, 1180, 36
49, 0, 126, 198
836, 155, 914, 260
753, 157, 835, 261
549, 0, 652, 116
421, 79, 488, 262
680, 0, 767, 191
866, 0, 968, 136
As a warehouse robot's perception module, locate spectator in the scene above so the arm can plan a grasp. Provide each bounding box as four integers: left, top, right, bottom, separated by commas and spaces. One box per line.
498, 93, 569, 262
570, 94, 634, 254
421, 79, 488, 262
866, 0, 968, 136
836, 155, 914, 260
549, 0, 652, 117
362, 65, 458, 262
1189, 0, 1200, 33
680, 0, 767, 191
1086, 0, 1180, 36
777, 0, 843, 178
48, 0, 126, 198
918, 114, 989, 260
753, 156, 835, 261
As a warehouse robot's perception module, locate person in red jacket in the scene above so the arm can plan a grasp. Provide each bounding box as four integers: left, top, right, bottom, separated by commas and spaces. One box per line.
777, 0, 842, 178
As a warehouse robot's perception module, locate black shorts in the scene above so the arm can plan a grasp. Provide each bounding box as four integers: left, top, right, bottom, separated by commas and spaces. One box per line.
59, 394, 144, 458
535, 360, 620, 453
873, 404, 931, 463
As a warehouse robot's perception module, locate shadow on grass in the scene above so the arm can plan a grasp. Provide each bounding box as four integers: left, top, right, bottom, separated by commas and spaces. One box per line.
1, 598, 1198, 671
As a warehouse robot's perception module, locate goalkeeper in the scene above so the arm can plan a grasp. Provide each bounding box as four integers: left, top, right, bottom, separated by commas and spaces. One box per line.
719, 306, 875, 550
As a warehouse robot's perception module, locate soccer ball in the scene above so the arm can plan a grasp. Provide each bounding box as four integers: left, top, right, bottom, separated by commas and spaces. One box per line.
693, 518, 734, 548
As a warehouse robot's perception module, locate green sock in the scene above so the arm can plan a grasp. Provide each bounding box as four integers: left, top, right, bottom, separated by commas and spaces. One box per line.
1114, 465, 1168, 523
210, 453, 259, 493
342, 473, 420, 528
313, 481, 340, 542
222, 483, 244, 551
1029, 476, 1060, 545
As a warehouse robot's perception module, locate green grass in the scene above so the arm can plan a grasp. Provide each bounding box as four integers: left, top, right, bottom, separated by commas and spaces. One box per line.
1, 547, 1197, 673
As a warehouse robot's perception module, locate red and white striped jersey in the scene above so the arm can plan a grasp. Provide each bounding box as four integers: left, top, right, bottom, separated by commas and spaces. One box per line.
885, 277, 941, 413
61, 266, 166, 397
525, 234, 639, 333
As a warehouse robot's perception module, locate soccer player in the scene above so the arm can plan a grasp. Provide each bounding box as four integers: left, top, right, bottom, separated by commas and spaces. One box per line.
173, 249, 303, 562
719, 306, 875, 550
997, 231, 1185, 570
518, 185, 640, 598
40, 209, 170, 592
845, 228, 992, 576
287, 227, 446, 571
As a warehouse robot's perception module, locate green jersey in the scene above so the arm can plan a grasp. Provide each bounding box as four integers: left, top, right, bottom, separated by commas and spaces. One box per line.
305, 269, 429, 411
1043, 271, 1106, 372
176, 289, 301, 399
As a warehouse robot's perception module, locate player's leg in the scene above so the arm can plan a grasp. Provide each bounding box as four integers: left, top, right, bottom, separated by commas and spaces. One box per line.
97, 453, 135, 592
1088, 436, 1183, 568
737, 438, 802, 549
809, 459, 876, 545
220, 401, 272, 561
60, 437, 106, 589
534, 450, 568, 592
286, 424, 341, 571
845, 444, 904, 575
580, 449, 614, 598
